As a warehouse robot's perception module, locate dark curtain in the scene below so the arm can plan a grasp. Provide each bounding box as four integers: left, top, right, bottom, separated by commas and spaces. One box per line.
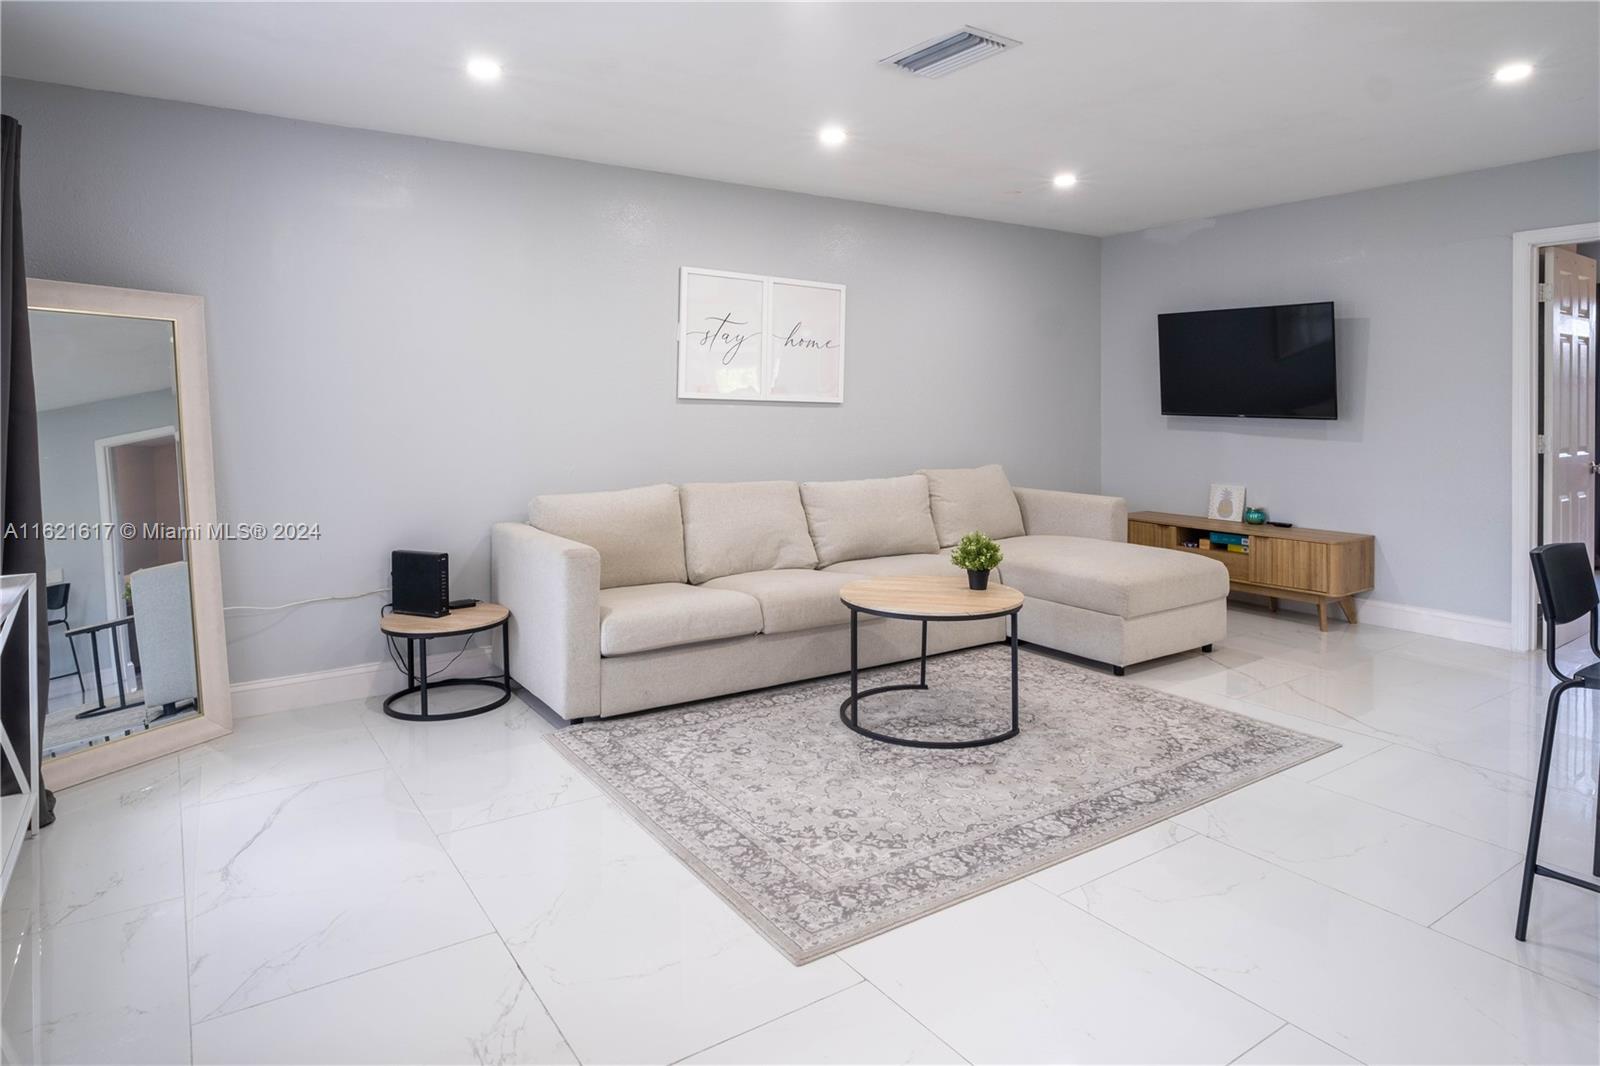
1, 114, 53, 826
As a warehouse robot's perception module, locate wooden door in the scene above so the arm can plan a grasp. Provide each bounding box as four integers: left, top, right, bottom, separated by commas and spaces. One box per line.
1543, 246, 1597, 646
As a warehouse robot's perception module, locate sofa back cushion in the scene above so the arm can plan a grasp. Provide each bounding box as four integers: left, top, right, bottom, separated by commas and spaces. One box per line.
679, 480, 819, 584
799, 474, 941, 567
528, 483, 686, 589
918, 464, 1026, 547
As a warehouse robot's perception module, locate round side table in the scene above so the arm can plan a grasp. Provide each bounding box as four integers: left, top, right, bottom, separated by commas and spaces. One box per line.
379, 603, 511, 721
837, 575, 1024, 749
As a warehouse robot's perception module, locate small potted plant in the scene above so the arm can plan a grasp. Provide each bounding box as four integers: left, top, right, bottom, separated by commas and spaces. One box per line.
951, 531, 1003, 590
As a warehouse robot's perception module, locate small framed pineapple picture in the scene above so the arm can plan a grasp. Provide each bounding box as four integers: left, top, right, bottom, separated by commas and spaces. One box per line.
1208, 483, 1247, 522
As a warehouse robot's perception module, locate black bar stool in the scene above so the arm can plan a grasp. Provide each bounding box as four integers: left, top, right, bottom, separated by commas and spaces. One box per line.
1520, 543, 1600, 940
46, 581, 85, 697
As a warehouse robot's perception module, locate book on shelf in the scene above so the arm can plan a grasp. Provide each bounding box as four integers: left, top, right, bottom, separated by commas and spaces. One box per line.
1225, 543, 1249, 554
1208, 532, 1250, 547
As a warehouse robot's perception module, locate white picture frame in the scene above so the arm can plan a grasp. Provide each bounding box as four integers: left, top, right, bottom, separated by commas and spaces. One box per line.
1207, 483, 1247, 522
677, 267, 767, 400
678, 267, 845, 403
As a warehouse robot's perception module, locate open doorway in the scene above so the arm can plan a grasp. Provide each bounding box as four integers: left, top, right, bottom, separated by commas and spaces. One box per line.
84, 425, 186, 720
1584, 241, 1600, 566
1540, 244, 1597, 649
96, 426, 185, 625
1512, 223, 1600, 653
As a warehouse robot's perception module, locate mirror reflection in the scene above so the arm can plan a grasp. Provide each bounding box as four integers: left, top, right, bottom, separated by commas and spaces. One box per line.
29, 308, 201, 759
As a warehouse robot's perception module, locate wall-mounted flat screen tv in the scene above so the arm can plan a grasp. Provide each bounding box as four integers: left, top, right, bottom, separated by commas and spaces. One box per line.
1158, 301, 1337, 419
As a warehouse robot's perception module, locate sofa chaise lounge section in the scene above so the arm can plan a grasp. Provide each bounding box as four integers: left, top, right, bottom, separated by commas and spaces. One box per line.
491, 466, 1228, 720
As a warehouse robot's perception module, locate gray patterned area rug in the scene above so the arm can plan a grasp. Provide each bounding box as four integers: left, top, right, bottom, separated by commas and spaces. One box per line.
549, 645, 1335, 964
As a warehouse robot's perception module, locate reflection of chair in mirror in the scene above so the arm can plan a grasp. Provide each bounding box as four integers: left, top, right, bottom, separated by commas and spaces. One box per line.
46, 580, 85, 696
68, 613, 140, 718
129, 561, 197, 720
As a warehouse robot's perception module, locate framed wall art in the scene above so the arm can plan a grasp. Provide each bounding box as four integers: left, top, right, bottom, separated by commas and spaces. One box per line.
1207, 483, 1247, 522
678, 267, 845, 403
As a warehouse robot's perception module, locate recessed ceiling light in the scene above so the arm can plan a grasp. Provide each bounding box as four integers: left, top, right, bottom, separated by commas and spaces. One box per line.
1052, 172, 1078, 189
466, 56, 503, 83
818, 125, 848, 148
1494, 61, 1534, 84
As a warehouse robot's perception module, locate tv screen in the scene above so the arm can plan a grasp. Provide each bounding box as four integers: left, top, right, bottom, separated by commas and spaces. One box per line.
1158, 301, 1337, 419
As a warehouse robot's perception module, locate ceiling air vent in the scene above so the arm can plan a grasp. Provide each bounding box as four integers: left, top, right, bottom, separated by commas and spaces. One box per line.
881, 26, 1020, 78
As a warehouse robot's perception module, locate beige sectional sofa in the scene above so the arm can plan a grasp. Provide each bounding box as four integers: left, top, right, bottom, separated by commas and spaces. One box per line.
490, 465, 1228, 720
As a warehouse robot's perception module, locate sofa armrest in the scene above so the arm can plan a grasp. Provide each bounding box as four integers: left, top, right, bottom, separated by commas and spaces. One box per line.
1014, 488, 1128, 543
491, 522, 602, 719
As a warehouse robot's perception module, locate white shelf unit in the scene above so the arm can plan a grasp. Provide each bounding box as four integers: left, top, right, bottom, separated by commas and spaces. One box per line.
0, 573, 40, 893
0, 573, 41, 1064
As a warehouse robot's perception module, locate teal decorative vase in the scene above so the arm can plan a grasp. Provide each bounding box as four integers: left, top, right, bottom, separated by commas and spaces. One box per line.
1243, 507, 1268, 525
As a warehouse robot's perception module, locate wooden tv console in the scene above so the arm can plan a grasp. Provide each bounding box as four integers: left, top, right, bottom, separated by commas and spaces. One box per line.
1127, 511, 1375, 631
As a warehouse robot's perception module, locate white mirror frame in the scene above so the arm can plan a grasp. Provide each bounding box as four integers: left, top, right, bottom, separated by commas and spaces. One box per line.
26, 279, 232, 788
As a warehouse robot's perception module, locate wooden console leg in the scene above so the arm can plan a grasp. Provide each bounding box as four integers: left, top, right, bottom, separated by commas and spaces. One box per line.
1339, 596, 1359, 624
1268, 597, 1279, 614
1316, 601, 1329, 632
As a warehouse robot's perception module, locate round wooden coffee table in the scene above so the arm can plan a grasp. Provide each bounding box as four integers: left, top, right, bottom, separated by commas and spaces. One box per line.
837, 575, 1024, 748
379, 603, 511, 721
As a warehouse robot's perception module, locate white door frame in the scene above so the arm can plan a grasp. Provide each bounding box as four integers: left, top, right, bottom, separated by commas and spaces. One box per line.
1510, 222, 1600, 652
94, 424, 178, 631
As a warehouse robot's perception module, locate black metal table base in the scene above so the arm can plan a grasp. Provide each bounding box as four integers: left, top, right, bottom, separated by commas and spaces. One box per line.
838, 607, 1021, 749
70, 616, 143, 719
384, 619, 511, 721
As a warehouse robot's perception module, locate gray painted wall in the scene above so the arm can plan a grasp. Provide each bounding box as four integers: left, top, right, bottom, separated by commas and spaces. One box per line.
37, 389, 179, 659
1100, 151, 1600, 622
3, 78, 1103, 683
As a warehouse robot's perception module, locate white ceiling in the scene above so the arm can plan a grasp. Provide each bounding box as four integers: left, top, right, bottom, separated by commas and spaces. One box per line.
29, 309, 176, 412
2, 2, 1596, 236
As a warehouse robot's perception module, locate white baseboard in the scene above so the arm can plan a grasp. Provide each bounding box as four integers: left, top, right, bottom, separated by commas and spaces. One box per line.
230, 594, 1514, 717
1348, 598, 1513, 650
231, 647, 498, 718
1240, 594, 1512, 649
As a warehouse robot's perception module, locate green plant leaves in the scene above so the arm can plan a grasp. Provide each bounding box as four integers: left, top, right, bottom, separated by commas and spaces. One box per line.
950, 530, 1003, 572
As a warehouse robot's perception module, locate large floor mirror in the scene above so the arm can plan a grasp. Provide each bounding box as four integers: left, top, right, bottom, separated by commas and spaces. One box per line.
26, 280, 230, 787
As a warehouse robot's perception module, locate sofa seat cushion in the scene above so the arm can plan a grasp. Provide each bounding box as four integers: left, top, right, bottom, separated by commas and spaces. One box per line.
680, 481, 818, 584
799, 475, 940, 567
996, 535, 1229, 619
530, 484, 687, 589
918, 464, 1026, 546
701, 569, 856, 634
597, 582, 762, 656
822, 552, 953, 579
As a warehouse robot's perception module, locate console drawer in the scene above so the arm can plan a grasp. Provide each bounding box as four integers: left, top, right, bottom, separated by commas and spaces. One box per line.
1250, 538, 1328, 592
